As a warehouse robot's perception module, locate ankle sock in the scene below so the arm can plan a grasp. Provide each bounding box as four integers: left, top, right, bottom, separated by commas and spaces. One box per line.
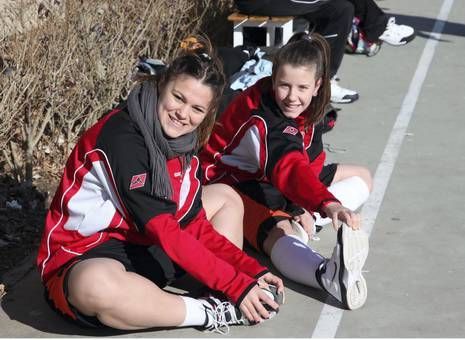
179, 296, 208, 327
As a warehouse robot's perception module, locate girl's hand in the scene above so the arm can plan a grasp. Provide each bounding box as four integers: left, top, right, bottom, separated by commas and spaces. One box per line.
322, 202, 361, 231
293, 209, 315, 239
257, 272, 285, 299
239, 284, 280, 324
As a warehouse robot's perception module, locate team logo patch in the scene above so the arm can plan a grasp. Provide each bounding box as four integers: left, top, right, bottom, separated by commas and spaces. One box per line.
129, 173, 147, 190
283, 126, 298, 135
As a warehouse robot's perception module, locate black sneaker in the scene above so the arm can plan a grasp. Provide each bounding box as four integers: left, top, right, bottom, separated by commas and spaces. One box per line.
199, 286, 283, 334
317, 224, 369, 310
199, 295, 248, 334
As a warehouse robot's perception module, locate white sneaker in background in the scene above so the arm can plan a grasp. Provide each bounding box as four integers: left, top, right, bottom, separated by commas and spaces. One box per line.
330, 76, 359, 104
379, 17, 415, 46
317, 223, 369, 310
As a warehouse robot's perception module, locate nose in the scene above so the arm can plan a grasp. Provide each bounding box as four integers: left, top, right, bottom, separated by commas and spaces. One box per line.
175, 104, 189, 120
287, 87, 298, 101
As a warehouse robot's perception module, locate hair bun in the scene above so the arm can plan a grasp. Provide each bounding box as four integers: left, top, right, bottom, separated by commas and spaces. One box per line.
180, 36, 206, 53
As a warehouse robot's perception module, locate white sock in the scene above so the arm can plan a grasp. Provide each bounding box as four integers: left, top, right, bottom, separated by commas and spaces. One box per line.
178, 296, 208, 327
270, 235, 325, 288
314, 176, 370, 226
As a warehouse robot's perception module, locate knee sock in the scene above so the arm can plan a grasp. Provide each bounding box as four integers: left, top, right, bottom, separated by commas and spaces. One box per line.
270, 235, 325, 288
314, 176, 370, 226
178, 296, 207, 327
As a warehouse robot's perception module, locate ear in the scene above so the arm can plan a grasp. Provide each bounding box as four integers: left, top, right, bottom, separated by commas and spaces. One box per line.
313, 78, 322, 97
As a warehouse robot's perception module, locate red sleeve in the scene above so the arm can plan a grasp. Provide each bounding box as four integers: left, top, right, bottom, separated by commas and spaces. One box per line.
271, 150, 340, 216
144, 213, 258, 304
186, 208, 268, 279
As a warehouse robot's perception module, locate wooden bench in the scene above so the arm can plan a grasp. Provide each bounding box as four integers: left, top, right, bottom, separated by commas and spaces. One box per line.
227, 12, 294, 47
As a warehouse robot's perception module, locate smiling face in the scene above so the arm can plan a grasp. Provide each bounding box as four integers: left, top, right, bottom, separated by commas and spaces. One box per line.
272, 63, 322, 119
157, 74, 214, 139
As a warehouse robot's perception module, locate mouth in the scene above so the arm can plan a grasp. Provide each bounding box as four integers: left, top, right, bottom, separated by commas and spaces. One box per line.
283, 102, 300, 110
168, 115, 186, 128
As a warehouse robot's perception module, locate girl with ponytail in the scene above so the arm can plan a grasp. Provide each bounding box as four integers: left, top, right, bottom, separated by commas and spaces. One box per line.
200, 32, 371, 310
37, 34, 283, 334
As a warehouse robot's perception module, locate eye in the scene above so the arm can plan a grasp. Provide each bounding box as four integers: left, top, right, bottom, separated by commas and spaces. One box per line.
173, 92, 184, 102
192, 106, 206, 115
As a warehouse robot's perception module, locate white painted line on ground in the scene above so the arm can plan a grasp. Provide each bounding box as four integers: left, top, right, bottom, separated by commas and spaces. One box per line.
311, 0, 455, 337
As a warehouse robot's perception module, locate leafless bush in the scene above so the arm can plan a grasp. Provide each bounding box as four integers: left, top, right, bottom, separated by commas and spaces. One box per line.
0, 0, 229, 186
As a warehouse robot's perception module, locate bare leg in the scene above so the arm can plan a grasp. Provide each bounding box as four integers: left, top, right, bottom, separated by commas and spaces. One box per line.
202, 183, 244, 249
331, 164, 372, 191
67, 258, 186, 330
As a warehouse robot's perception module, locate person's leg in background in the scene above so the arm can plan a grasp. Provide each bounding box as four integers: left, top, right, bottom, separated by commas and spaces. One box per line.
348, 0, 388, 42
234, 0, 327, 17
303, 0, 359, 104
347, 0, 415, 45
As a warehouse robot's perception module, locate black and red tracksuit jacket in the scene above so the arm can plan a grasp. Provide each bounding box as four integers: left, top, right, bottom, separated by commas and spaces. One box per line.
37, 106, 267, 304
199, 77, 339, 215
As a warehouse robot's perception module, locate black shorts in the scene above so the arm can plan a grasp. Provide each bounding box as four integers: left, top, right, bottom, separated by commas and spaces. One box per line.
44, 239, 183, 328
319, 163, 338, 186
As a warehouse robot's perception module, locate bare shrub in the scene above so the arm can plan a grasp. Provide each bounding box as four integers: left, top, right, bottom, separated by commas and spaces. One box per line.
0, 0, 225, 186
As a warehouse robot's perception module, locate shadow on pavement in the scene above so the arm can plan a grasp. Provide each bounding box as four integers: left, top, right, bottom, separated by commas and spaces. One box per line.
385, 11, 465, 41
1, 246, 343, 336
1, 266, 186, 336
1, 267, 129, 336
246, 246, 345, 310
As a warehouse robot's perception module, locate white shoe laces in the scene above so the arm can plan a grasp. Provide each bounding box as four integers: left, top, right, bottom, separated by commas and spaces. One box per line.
207, 301, 238, 335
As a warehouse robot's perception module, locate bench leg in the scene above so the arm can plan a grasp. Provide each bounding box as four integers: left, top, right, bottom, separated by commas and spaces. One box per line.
233, 26, 244, 47
282, 21, 293, 45
267, 26, 275, 47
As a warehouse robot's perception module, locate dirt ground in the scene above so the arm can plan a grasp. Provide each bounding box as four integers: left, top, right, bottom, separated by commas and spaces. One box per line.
0, 175, 50, 280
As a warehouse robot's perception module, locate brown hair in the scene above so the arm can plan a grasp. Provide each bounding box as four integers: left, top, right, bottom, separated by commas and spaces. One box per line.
158, 34, 225, 148
272, 32, 331, 127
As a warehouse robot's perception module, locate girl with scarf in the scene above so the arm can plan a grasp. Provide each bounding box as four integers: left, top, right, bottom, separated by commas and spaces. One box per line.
36, 36, 283, 334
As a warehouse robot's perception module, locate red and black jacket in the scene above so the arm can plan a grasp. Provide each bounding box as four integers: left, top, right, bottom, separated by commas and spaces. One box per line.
200, 77, 339, 215
37, 106, 267, 305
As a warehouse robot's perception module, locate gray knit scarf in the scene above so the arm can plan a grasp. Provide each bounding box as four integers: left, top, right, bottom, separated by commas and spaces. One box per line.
127, 80, 197, 199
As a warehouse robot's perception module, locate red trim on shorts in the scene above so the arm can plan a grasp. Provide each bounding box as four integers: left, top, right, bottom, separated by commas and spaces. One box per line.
45, 259, 81, 320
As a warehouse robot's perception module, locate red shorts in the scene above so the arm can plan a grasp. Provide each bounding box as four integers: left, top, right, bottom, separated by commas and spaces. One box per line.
233, 181, 305, 252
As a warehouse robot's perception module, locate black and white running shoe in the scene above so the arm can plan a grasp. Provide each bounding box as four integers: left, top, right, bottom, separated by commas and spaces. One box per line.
199, 295, 248, 334
317, 223, 369, 310
199, 286, 283, 334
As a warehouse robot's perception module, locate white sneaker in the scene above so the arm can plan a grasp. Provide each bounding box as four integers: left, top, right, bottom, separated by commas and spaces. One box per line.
379, 17, 415, 46
317, 223, 369, 310
330, 77, 359, 104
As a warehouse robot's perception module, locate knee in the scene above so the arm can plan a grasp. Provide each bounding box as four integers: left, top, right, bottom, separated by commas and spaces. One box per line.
262, 220, 296, 255
358, 167, 373, 192
218, 184, 244, 215
67, 263, 123, 314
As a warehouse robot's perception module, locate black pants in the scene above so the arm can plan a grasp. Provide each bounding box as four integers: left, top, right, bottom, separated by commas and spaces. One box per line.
234, 0, 354, 78
347, 0, 388, 42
